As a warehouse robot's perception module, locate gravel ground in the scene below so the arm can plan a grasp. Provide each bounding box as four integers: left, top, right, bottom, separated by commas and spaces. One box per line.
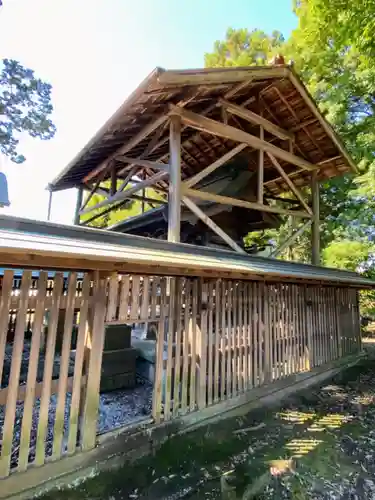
39, 355, 375, 500
0, 341, 153, 468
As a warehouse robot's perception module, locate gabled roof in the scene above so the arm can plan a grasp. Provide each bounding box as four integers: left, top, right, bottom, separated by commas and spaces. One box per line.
49, 65, 356, 194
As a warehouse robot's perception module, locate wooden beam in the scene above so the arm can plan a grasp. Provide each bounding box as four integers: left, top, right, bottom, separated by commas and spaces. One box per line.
83, 115, 169, 183
116, 156, 170, 173
73, 187, 83, 225
169, 105, 316, 172
257, 126, 264, 203
271, 220, 312, 258
183, 143, 247, 189
182, 196, 246, 254
168, 115, 182, 243
79, 171, 168, 216
311, 171, 320, 265
219, 98, 294, 141
183, 187, 312, 219
267, 153, 312, 215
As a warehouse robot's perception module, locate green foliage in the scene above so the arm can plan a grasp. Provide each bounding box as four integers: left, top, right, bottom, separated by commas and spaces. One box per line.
204, 28, 284, 68
0, 59, 55, 163
322, 240, 374, 273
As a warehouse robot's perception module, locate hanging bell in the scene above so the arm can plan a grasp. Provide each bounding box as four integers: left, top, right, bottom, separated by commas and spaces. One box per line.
0, 172, 10, 207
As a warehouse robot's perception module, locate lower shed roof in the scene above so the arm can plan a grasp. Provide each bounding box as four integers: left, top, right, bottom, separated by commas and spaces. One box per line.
0, 215, 372, 288
49, 65, 356, 196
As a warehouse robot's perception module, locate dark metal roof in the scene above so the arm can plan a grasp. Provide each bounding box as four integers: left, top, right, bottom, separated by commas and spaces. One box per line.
49, 65, 356, 194
0, 215, 372, 288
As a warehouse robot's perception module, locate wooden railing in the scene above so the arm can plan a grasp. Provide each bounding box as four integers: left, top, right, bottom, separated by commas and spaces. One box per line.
0, 268, 361, 479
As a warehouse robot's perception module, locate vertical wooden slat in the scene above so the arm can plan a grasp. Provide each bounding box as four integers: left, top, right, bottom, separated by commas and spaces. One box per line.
198, 281, 208, 409
277, 284, 283, 378
150, 277, 158, 320
258, 282, 264, 385
0, 271, 32, 477
152, 279, 167, 422
35, 273, 64, 466
140, 276, 150, 321
247, 283, 253, 388
0, 270, 14, 387
242, 282, 248, 391
252, 283, 259, 386
286, 285, 292, 376
226, 281, 233, 398
172, 278, 182, 417
164, 278, 176, 420
130, 276, 140, 320
118, 275, 130, 321
180, 279, 190, 414
207, 281, 214, 406
189, 280, 198, 412
52, 272, 77, 459
106, 273, 118, 322
18, 272, 48, 472
81, 275, 107, 451
67, 274, 90, 455
220, 281, 226, 401
263, 283, 271, 383
237, 283, 244, 393
232, 282, 238, 396
213, 280, 220, 404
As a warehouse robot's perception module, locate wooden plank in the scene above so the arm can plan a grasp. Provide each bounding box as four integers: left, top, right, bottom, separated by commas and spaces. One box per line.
0, 270, 14, 387
170, 105, 316, 172
67, 273, 91, 455
263, 283, 271, 383
52, 272, 77, 460
258, 283, 265, 385
140, 276, 150, 321
257, 126, 264, 203
130, 276, 141, 320
0, 271, 32, 478
182, 196, 246, 253
164, 277, 176, 420
152, 279, 167, 423
213, 280, 220, 404
81, 276, 107, 451
246, 282, 253, 388
118, 275, 130, 321
106, 273, 119, 322
311, 171, 320, 265
172, 278, 183, 417
242, 282, 248, 391
180, 279, 191, 414
219, 98, 294, 141
183, 188, 312, 220
189, 280, 198, 412
35, 274, 64, 466
226, 281, 233, 398
267, 154, 312, 214
198, 281, 208, 410
232, 282, 238, 396
220, 281, 226, 401
253, 282, 259, 386
150, 277, 158, 320
168, 115, 182, 243
207, 281, 214, 406
183, 143, 247, 189
18, 272, 48, 472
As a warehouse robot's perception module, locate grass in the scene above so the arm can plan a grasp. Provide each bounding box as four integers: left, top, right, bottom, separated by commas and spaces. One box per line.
39, 358, 375, 499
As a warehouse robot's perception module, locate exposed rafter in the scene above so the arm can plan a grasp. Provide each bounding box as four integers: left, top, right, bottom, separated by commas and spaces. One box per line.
116, 156, 170, 173
169, 105, 316, 172
219, 98, 294, 141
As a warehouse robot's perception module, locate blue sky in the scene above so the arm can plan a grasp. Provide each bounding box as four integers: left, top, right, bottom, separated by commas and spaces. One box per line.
0, 0, 296, 224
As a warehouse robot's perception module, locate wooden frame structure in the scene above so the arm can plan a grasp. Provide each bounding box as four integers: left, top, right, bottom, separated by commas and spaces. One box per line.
49, 65, 356, 263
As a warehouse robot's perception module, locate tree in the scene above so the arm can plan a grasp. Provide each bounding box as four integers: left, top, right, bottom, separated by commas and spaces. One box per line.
0, 58, 55, 162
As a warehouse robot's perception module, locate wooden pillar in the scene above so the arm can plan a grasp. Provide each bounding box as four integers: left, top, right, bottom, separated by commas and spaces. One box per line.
47, 188, 53, 221
257, 126, 264, 204
168, 115, 182, 242
311, 171, 320, 265
74, 186, 84, 226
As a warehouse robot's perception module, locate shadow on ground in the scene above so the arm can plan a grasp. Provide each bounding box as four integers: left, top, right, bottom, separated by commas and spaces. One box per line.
40, 357, 375, 499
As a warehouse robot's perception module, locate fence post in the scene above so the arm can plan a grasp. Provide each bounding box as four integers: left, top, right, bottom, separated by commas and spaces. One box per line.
81, 272, 107, 451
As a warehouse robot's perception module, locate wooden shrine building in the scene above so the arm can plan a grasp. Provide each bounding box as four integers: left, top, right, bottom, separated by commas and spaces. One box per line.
0, 65, 371, 498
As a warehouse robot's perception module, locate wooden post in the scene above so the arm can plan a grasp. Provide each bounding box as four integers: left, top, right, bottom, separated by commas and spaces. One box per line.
74, 186, 84, 225
257, 126, 264, 204
47, 188, 53, 221
168, 115, 181, 243
311, 171, 320, 265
